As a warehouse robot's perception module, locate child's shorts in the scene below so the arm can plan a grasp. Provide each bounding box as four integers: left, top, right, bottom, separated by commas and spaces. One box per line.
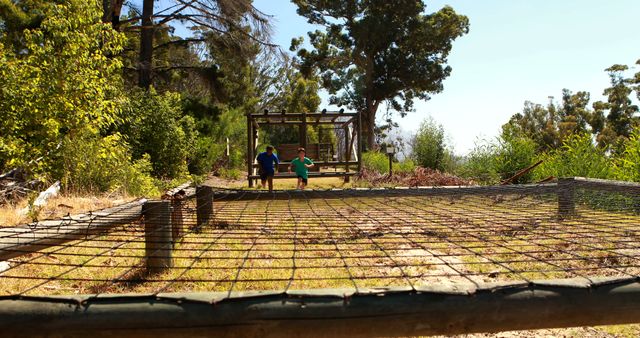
297, 175, 308, 184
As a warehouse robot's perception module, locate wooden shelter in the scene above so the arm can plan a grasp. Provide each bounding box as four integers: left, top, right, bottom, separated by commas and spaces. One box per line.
246, 110, 362, 187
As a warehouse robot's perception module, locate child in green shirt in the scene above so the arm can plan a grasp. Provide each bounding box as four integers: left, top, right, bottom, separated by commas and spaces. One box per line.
288, 147, 314, 190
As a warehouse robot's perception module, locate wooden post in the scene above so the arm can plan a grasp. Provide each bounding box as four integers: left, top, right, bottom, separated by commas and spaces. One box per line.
170, 192, 185, 244
246, 114, 253, 188
388, 153, 393, 177
558, 177, 575, 218
142, 200, 173, 274
196, 186, 214, 228
301, 112, 308, 150
344, 125, 350, 163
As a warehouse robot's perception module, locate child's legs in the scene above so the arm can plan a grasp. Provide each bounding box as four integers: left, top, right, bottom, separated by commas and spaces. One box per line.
267, 176, 274, 191
296, 176, 303, 189
300, 177, 308, 190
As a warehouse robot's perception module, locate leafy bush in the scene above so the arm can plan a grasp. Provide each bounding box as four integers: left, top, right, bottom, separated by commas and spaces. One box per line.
189, 136, 219, 175
456, 140, 500, 184
396, 159, 417, 174
0, 0, 126, 180
493, 135, 537, 183
61, 133, 158, 196
457, 135, 536, 184
209, 107, 247, 170
533, 133, 613, 180
411, 118, 447, 171
121, 88, 197, 179
219, 168, 243, 180
362, 151, 390, 174
614, 130, 640, 182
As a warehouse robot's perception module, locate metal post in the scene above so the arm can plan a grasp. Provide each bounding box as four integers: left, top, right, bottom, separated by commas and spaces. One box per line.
142, 200, 173, 274
388, 153, 393, 177
558, 177, 576, 218
196, 186, 214, 229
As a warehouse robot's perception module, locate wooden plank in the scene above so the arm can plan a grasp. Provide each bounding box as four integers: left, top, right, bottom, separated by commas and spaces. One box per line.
0, 199, 147, 261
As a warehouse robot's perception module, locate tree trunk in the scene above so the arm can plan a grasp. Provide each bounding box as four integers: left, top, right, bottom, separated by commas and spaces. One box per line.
139, 0, 154, 89
102, 0, 124, 30
362, 101, 379, 151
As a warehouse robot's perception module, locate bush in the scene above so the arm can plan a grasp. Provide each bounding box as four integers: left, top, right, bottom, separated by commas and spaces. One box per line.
121, 88, 197, 179
456, 140, 500, 184
396, 159, 417, 174
533, 133, 613, 180
493, 135, 537, 183
362, 151, 390, 174
189, 136, 219, 175
61, 133, 158, 196
457, 135, 537, 184
219, 168, 243, 180
614, 130, 640, 182
411, 118, 447, 171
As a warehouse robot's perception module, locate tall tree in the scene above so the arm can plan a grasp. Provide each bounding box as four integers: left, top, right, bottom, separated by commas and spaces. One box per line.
593, 64, 639, 151
105, 0, 273, 89
502, 89, 599, 151
291, 0, 469, 149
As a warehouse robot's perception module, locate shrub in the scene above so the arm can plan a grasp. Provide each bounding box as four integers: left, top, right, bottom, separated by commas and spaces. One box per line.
189, 136, 219, 175
121, 88, 197, 179
219, 168, 243, 180
614, 130, 640, 182
0, 0, 126, 181
362, 151, 390, 174
493, 135, 537, 183
396, 159, 417, 174
411, 118, 447, 170
457, 135, 537, 184
456, 140, 500, 184
533, 133, 613, 180
61, 133, 158, 196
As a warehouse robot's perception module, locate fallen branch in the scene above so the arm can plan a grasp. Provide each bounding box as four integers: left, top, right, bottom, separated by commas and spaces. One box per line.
500, 160, 543, 185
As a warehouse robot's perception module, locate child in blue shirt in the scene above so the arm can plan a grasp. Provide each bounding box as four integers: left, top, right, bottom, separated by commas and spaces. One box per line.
256, 146, 279, 192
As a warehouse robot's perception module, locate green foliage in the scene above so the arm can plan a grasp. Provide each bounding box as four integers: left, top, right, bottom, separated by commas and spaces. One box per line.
534, 134, 613, 180
292, 0, 469, 148
456, 141, 500, 184
411, 118, 447, 171
362, 151, 416, 175
457, 135, 536, 184
615, 130, 640, 182
218, 168, 243, 180
362, 152, 390, 174
120, 88, 197, 178
0, 0, 126, 180
212, 108, 247, 168
396, 159, 417, 174
492, 135, 537, 183
61, 133, 158, 196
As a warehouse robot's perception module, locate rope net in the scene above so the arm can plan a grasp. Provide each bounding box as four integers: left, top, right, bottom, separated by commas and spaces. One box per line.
1, 180, 640, 298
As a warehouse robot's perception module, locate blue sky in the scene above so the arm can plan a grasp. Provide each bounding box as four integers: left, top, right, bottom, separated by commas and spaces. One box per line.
253, 0, 640, 154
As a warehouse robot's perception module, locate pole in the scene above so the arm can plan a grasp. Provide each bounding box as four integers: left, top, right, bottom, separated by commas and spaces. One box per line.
246, 114, 253, 188
388, 153, 393, 177
142, 200, 173, 274
357, 112, 363, 173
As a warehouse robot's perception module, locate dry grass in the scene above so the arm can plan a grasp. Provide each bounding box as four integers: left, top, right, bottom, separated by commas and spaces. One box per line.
0, 194, 136, 227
